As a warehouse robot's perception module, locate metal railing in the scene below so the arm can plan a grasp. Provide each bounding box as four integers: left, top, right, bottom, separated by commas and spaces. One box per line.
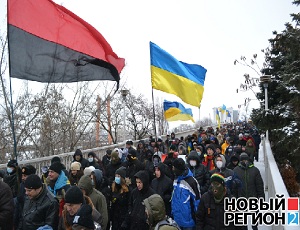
0, 129, 198, 175
262, 137, 299, 230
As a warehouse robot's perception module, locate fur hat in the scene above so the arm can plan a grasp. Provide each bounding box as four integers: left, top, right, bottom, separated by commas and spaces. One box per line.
65, 186, 84, 204
70, 162, 81, 171
210, 173, 225, 186
24, 174, 42, 189
49, 162, 63, 174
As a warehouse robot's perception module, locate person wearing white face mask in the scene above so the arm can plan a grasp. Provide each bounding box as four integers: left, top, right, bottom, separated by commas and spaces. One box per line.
186, 151, 210, 195
209, 154, 242, 198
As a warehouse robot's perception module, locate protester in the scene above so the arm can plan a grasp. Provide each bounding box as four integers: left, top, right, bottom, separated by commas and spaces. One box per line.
73, 149, 89, 169
72, 204, 96, 230
0, 179, 14, 230
171, 158, 201, 230
3, 159, 20, 197
144, 194, 180, 230
68, 162, 83, 186
19, 174, 59, 230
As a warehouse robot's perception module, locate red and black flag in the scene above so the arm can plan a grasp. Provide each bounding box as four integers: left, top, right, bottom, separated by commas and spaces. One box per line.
7, 0, 125, 88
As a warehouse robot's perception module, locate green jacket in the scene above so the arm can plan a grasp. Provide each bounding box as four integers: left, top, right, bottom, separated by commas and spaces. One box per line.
78, 175, 108, 229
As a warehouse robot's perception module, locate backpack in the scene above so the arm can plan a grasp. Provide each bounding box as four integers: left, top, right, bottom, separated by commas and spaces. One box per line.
154, 217, 181, 230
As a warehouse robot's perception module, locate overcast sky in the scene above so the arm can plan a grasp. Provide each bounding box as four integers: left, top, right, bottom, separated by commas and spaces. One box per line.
1, 0, 298, 127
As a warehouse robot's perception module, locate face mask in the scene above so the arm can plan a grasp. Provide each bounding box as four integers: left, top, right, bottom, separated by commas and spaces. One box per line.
211, 182, 225, 201
7, 167, 13, 174
216, 161, 223, 169
189, 160, 197, 167
88, 157, 94, 163
196, 151, 201, 156
115, 177, 121, 184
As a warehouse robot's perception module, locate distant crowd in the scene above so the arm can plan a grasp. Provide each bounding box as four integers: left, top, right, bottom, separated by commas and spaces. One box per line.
0, 122, 264, 230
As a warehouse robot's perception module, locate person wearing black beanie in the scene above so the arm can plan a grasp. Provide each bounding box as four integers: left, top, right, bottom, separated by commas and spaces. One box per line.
72, 204, 95, 230
19, 174, 59, 230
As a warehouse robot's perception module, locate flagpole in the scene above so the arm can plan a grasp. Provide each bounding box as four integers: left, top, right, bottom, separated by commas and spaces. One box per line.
151, 88, 158, 141
198, 106, 201, 122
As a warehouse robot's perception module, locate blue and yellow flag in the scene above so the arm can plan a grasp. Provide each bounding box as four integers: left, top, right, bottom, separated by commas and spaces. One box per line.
216, 108, 221, 128
226, 109, 231, 118
150, 42, 207, 107
163, 100, 194, 122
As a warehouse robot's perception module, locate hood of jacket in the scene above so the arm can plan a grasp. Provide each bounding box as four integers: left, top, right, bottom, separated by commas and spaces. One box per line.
187, 150, 201, 165
78, 175, 93, 195
93, 169, 103, 185
144, 194, 166, 227
214, 154, 226, 169
134, 170, 150, 192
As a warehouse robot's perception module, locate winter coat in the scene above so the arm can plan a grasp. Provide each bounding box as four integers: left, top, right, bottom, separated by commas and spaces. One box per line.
226, 153, 240, 170
110, 184, 130, 230
78, 175, 108, 229
105, 160, 123, 186
196, 190, 237, 230
73, 151, 89, 169
233, 163, 265, 199
245, 139, 256, 162
68, 170, 83, 186
126, 170, 156, 230
3, 169, 20, 197
122, 159, 144, 190
58, 195, 102, 230
0, 180, 14, 230
187, 151, 210, 195
19, 185, 59, 230
171, 168, 201, 228
150, 163, 173, 216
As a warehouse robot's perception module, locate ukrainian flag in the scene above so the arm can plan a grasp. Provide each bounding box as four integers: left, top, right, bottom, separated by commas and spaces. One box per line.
216, 108, 221, 128
164, 100, 194, 122
150, 42, 207, 107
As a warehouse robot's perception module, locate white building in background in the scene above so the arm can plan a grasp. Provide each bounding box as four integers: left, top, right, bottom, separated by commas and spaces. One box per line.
212, 107, 239, 125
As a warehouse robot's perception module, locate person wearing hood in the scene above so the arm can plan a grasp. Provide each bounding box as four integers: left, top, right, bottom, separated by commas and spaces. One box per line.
110, 166, 130, 230
136, 140, 148, 162
245, 139, 256, 163
122, 148, 144, 191
187, 151, 210, 195
196, 173, 237, 230
73, 149, 89, 170
102, 149, 112, 170
87, 152, 101, 170
150, 162, 173, 216
3, 159, 20, 198
78, 175, 108, 230
144, 194, 180, 230
226, 153, 240, 170
122, 170, 155, 230
105, 149, 123, 186
171, 158, 201, 230
0, 179, 14, 230
210, 154, 242, 198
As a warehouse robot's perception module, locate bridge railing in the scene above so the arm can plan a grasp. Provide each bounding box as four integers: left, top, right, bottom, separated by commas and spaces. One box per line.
0, 129, 198, 175
262, 137, 299, 230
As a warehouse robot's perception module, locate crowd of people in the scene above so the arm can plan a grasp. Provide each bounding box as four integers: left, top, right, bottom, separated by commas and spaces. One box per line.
0, 122, 264, 230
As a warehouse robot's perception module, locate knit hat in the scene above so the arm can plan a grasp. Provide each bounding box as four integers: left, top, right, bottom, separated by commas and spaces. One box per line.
7, 159, 18, 168
64, 186, 84, 204
169, 145, 177, 151
240, 152, 249, 161
51, 156, 61, 164
126, 140, 133, 145
24, 174, 42, 189
21, 165, 36, 175
210, 173, 225, 186
115, 166, 126, 179
206, 144, 215, 151
173, 158, 186, 171
49, 162, 63, 174
128, 148, 137, 157
70, 162, 81, 171
73, 204, 94, 229
83, 166, 95, 176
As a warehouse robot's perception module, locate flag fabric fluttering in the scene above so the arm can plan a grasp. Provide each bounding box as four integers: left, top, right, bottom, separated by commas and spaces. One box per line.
163, 100, 195, 123
216, 108, 221, 128
7, 0, 125, 88
221, 104, 226, 114
226, 109, 231, 118
150, 42, 207, 107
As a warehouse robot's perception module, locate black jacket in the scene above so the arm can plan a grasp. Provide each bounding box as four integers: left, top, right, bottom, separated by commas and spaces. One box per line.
196, 190, 237, 230
0, 180, 14, 230
18, 185, 59, 230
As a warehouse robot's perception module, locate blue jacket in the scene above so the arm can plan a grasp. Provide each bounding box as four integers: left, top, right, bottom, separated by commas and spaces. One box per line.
171, 168, 201, 228
47, 171, 70, 196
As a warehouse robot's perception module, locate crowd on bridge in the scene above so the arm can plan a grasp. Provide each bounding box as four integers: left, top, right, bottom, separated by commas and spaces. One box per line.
0, 122, 265, 230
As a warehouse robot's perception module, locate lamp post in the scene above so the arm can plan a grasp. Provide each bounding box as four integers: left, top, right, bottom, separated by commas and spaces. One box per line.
260, 75, 271, 140
121, 89, 129, 143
